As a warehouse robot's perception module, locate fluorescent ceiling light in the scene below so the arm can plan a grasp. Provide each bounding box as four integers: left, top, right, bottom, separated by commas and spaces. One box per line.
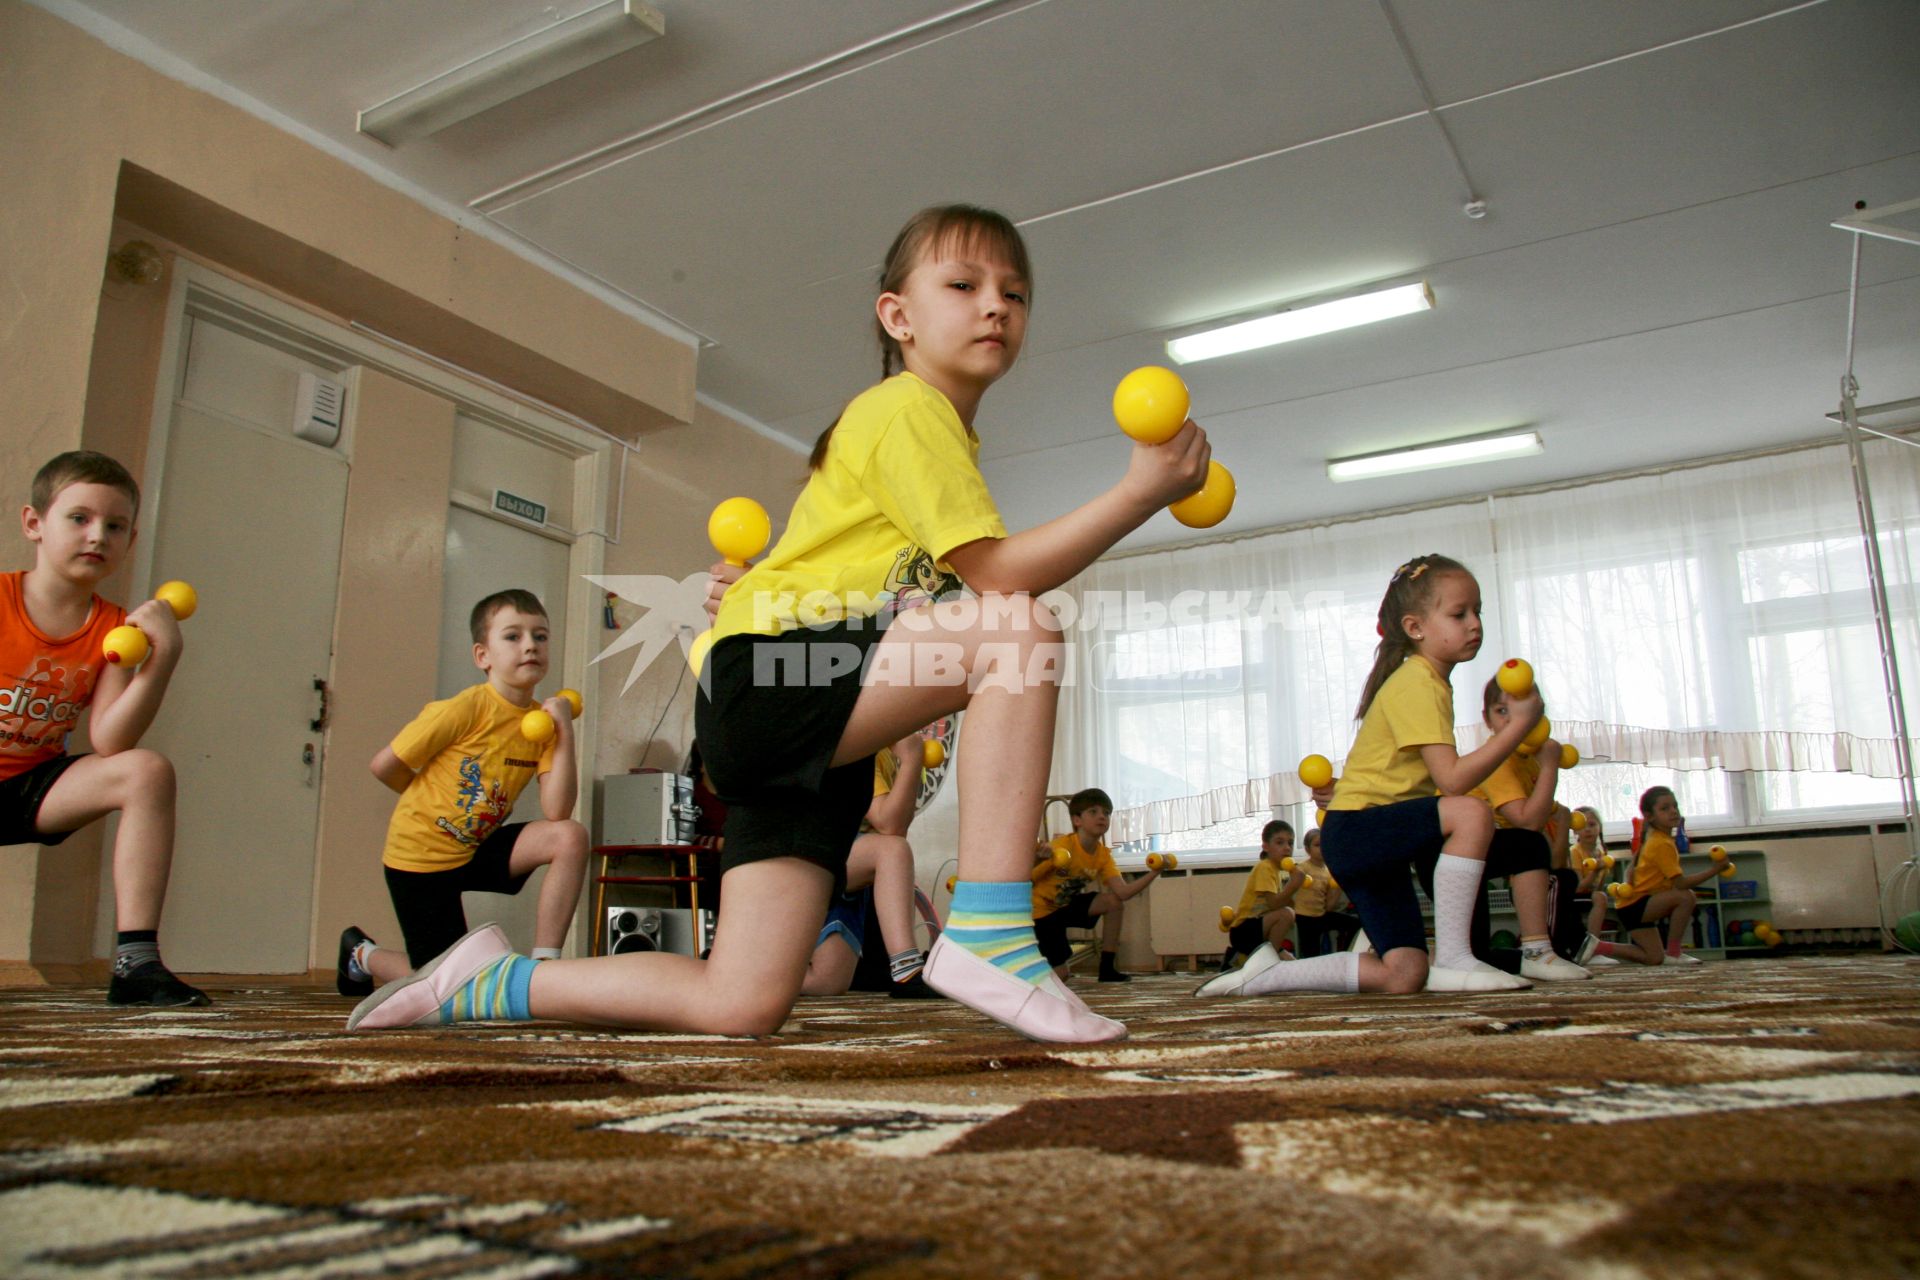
1166, 281, 1434, 365
359, 1, 665, 146
1327, 430, 1542, 483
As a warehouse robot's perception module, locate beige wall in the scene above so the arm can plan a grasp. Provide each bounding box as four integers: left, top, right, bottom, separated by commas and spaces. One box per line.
0, 2, 806, 973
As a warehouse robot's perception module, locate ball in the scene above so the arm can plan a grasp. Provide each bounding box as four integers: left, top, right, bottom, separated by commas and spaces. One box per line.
1219, 905, 1235, 932
1892, 911, 1920, 953
1298, 753, 1334, 790
1496, 658, 1534, 698
708, 496, 771, 566
947, 875, 957, 894
154, 580, 197, 620
1168, 460, 1235, 529
1719, 862, 1737, 879
1316, 808, 1328, 827
1559, 743, 1579, 769
1570, 810, 1587, 832
1602, 854, 1616, 869
1518, 715, 1552, 757
1280, 857, 1296, 872
102, 624, 149, 667
922, 739, 946, 769
1053, 848, 1071, 871
558, 688, 583, 719
1489, 929, 1520, 951
521, 708, 556, 744
1112, 366, 1191, 444
1710, 845, 1729, 862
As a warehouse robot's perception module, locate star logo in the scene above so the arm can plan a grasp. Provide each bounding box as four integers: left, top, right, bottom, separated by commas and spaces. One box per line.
586, 573, 714, 694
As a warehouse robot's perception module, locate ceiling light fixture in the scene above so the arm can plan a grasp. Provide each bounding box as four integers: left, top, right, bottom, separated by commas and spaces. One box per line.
358, 0, 666, 147
1327, 430, 1542, 483
1166, 281, 1434, 365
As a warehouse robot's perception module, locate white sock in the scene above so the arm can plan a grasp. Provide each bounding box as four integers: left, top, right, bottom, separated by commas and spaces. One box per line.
348, 941, 377, 980
531, 947, 562, 961
1241, 951, 1360, 995
1520, 934, 1552, 959
1432, 854, 1486, 970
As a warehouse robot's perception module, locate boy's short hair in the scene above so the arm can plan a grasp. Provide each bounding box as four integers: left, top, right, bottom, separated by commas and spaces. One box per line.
31, 450, 140, 517
1638, 785, 1675, 816
469, 588, 548, 643
1261, 819, 1294, 844
1068, 788, 1113, 817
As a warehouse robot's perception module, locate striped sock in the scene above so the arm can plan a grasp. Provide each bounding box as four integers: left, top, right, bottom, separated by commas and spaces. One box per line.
945, 880, 1050, 986
113, 930, 161, 977
888, 948, 925, 984
347, 941, 376, 982
438, 954, 535, 1023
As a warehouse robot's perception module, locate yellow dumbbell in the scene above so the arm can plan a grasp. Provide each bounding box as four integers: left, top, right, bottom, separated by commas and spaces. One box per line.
102, 580, 198, 667
1279, 857, 1296, 873
922, 738, 946, 769
1113, 367, 1235, 529
1146, 852, 1178, 871
1052, 847, 1071, 872
1559, 743, 1579, 769
1496, 658, 1534, 698
708, 496, 771, 568
946, 875, 957, 894
1517, 714, 1552, 757
1579, 856, 1597, 873
1607, 882, 1629, 901
520, 687, 582, 745
1298, 753, 1333, 790
1719, 862, 1737, 879
1218, 904, 1235, 932
1570, 810, 1588, 832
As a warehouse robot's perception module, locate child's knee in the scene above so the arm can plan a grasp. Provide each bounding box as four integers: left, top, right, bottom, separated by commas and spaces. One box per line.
712, 990, 797, 1038
1382, 953, 1427, 994
117, 749, 175, 801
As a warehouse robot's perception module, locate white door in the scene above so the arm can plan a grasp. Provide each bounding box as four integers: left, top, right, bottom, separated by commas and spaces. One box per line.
437, 502, 574, 948
129, 318, 348, 973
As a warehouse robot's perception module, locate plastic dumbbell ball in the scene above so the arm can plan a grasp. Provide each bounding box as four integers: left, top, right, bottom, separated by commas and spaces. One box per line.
1719, 862, 1737, 879
1168, 460, 1235, 529
103, 579, 199, 666
1316, 808, 1328, 827
1326, 877, 1339, 891
1570, 810, 1587, 832
1579, 856, 1597, 873
922, 739, 946, 769
102, 624, 151, 667
1517, 714, 1552, 757
1298, 753, 1334, 790
947, 875, 957, 894
1559, 743, 1579, 769
559, 688, 583, 719
1496, 658, 1534, 698
1601, 853, 1616, 869
1218, 904, 1235, 932
708, 497, 771, 567
1146, 852, 1178, 871
1710, 845, 1729, 862
1608, 882, 1629, 900
1280, 857, 1296, 872
154, 580, 197, 620
1113, 366, 1191, 445
1053, 848, 1071, 871
521, 708, 557, 744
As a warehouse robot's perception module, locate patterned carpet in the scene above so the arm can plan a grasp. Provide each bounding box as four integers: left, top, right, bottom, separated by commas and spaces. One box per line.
2, 954, 1918, 1280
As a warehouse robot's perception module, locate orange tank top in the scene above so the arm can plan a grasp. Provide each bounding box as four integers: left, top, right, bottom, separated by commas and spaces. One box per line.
0, 571, 126, 780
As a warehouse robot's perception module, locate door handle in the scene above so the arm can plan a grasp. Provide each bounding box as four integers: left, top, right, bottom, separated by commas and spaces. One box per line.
311, 677, 330, 732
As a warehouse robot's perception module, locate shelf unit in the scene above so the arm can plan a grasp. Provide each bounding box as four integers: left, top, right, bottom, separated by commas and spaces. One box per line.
1674, 848, 1777, 959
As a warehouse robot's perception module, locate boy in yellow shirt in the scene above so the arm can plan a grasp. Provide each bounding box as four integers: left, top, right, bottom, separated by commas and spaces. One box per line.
337, 589, 588, 994
1031, 788, 1161, 982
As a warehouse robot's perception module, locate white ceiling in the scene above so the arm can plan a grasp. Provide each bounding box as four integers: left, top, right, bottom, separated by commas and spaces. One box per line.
55, 0, 1920, 550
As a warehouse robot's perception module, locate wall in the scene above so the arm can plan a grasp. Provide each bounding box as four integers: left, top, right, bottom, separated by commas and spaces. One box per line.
0, 1, 806, 974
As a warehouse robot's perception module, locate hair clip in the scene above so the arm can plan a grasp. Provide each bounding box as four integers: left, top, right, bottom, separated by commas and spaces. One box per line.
1375, 622, 1385, 637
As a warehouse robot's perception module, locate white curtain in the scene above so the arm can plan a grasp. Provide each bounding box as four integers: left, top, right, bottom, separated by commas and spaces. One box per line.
1052, 438, 1920, 843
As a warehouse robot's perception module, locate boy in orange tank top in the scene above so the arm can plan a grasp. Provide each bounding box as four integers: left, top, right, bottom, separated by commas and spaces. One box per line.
3, 452, 206, 1006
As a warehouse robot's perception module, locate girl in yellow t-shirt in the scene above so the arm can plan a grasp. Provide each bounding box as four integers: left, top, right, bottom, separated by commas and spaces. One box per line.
1592, 786, 1719, 966
347, 205, 1212, 1045
1237, 554, 1584, 1002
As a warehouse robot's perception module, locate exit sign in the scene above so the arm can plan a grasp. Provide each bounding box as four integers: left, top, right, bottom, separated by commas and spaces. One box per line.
493, 489, 547, 528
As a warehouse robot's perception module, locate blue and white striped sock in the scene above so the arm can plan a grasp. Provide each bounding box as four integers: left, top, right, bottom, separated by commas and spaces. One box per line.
945, 880, 1050, 986
438, 953, 536, 1023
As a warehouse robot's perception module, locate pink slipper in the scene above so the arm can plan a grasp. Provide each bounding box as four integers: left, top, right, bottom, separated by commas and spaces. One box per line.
347, 923, 512, 1030
922, 936, 1126, 1043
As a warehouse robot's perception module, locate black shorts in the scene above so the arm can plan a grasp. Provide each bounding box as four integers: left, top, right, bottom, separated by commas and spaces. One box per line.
1296, 911, 1360, 958
1034, 892, 1101, 966
1320, 799, 1444, 955
0, 754, 86, 847
694, 618, 888, 890
1615, 893, 1653, 933
385, 822, 533, 967
1228, 916, 1268, 955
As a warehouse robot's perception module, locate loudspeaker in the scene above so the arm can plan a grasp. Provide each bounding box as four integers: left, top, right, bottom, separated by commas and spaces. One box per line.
605, 906, 714, 957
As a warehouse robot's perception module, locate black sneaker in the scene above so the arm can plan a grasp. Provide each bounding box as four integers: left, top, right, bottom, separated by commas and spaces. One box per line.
337, 925, 375, 997
1098, 966, 1133, 984
107, 963, 210, 1008
887, 971, 943, 999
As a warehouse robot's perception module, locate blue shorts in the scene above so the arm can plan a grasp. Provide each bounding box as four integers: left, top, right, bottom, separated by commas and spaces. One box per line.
816, 889, 871, 957
1320, 799, 1444, 955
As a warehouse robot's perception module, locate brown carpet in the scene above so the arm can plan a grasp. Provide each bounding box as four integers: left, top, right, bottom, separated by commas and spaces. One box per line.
3, 955, 1918, 1279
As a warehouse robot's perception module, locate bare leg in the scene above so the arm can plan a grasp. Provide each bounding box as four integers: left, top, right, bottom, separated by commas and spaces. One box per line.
508, 819, 590, 953
1607, 925, 1669, 966
1510, 867, 1551, 938
1262, 906, 1296, 951
527, 858, 831, 1035
37, 750, 176, 932
800, 935, 858, 996
1358, 947, 1428, 993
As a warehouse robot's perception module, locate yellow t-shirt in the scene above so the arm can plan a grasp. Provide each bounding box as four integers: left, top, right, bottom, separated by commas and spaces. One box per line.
382, 683, 556, 873
1229, 859, 1284, 927
1291, 863, 1335, 918
858, 748, 913, 834
1617, 828, 1681, 908
1471, 751, 1542, 828
710, 373, 1008, 645
1033, 833, 1120, 918
1330, 655, 1455, 810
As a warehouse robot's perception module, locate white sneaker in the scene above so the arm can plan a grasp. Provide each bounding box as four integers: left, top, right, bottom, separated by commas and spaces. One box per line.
1520, 951, 1593, 982
1427, 960, 1532, 992
1668, 951, 1704, 965
1194, 942, 1282, 997
1587, 954, 1621, 967
1573, 934, 1600, 966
